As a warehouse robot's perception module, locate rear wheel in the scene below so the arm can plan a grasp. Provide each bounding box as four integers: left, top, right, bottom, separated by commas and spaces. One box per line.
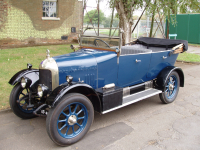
46, 93, 94, 146
159, 71, 180, 104
9, 83, 37, 119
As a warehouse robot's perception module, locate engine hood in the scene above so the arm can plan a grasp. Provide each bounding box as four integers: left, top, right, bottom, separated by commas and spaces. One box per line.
53, 49, 117, 89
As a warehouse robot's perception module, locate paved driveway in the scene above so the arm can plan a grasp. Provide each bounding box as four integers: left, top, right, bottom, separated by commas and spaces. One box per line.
0, 62, 200, 150
188, 45, 200, 55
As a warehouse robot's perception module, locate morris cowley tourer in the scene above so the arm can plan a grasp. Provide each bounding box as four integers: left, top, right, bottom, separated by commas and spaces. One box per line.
8, 28, 188, 146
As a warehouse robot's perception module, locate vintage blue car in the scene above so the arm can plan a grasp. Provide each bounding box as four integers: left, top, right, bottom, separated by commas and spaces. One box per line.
8, 29, 187, 146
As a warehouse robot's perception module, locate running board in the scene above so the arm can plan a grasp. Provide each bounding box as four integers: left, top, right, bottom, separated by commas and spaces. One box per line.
102, 88, 162, 114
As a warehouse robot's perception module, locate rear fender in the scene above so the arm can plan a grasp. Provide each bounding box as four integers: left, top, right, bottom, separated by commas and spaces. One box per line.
156, 66, 184, 90
9, 69, 39, 91
46, 83, 102, 113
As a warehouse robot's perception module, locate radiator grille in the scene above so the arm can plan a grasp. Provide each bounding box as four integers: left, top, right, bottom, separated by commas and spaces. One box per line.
39, 69, 52, 91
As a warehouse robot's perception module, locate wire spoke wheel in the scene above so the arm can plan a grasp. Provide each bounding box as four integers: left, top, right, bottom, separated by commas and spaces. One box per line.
165, 75, 177, 99
17, 88, 36, 113
159, 71, 180, 104
9, 83, 38, 119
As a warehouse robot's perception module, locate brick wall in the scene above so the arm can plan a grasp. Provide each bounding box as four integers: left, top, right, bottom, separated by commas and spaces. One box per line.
0, 0, 83, 49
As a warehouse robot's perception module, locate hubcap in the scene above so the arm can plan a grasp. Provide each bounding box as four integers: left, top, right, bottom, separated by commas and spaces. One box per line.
169, 84, 174, 90
68, 115, 77, 125
165, 75, 178, 99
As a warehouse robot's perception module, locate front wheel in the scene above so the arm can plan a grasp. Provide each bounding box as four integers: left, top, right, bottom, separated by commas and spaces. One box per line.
9, 83, 37, 119
159, 71, 180, 104
46, 93, 94, 146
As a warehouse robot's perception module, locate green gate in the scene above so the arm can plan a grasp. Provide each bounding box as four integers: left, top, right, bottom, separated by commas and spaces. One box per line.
166, 14, 200, 44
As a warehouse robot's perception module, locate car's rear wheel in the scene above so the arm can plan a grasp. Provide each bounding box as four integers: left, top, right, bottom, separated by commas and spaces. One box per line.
46, 93, 94, 146
159, 71, 180, 104
9, 83, 37, 119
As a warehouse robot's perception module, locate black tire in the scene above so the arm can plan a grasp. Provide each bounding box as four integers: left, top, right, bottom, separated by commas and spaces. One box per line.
9, 83, 37, 119
159, 71, 180, 104
46, 93, 94, 146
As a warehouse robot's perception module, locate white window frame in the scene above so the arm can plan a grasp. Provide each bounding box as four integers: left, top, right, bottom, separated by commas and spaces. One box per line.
42, 0, 60, 21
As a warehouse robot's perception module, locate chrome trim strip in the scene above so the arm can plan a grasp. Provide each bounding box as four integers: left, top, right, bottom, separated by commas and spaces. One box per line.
123, 88, 152, 99
120, 49, 173, 56
120, 52, 152, 56
145, 80, 153, 89
151, 49, 173, 53
123, 87, 130, 97
102, 89, 162, 114
129, 83, 145, 90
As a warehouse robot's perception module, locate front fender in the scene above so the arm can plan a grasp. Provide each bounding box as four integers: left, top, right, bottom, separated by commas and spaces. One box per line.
9, 69, 39, 91
46, 82, 102, 113
156, 66, 184, 89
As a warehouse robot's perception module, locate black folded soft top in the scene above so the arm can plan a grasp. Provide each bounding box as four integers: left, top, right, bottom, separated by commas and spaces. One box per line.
136, 37, 188, 51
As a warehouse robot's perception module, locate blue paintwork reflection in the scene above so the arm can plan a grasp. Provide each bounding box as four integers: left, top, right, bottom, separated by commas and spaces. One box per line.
53, 49, 118, 89
118, 53, 151, 87
147, 51, 178, 79
53, 50, 98, 89
91, 51, 118, 88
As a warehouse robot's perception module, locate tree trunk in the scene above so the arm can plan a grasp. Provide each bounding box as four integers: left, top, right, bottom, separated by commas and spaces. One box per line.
109, 0, 115, 37
119, 16, 133, 45
149, 0, 157, 37
115, 1, 133, 45
166, 9, 170, 39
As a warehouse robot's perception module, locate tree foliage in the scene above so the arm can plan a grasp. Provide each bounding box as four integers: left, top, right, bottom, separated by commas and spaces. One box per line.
102, 16, 119, 27
146, 0, 200, 24
108, 0, 200, 43
84, 9, 105, 24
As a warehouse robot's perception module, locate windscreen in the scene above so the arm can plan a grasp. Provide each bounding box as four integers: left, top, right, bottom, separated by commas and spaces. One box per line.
80, 28, 120, 49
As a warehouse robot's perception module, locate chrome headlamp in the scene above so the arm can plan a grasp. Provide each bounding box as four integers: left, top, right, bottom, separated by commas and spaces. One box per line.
21, 77, 32, 88
66, 75, 73, 84
27, 63, 32, 69
37, 84, 49, 98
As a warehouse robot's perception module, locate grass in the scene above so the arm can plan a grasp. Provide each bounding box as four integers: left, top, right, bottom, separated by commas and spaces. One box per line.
177, 52, 200, 62
0, 44, 74, 110
99, 29, 119, 37
188, 43, 200, 47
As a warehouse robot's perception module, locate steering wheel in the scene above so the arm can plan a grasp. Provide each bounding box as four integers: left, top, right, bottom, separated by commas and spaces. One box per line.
94, 38, 110, 48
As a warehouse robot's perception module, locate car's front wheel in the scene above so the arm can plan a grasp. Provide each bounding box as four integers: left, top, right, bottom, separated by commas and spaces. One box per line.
46, 93, 94, 146
9, 83, 37, 119
159, 71, 180, 104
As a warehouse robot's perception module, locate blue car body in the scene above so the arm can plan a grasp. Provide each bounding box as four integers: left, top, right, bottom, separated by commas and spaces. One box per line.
53, 48, 178, 89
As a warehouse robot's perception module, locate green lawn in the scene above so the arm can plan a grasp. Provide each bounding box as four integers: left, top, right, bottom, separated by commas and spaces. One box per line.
177, 52, 200, 62
188, 43, 200, 47
0, 44, 74, 110
99, 29, 119, 37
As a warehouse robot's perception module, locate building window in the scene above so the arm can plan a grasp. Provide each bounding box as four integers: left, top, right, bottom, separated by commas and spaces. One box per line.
42, 0, 60, 20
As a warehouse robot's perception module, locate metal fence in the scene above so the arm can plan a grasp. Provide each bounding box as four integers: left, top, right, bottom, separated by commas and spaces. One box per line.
132, 20, 166, 39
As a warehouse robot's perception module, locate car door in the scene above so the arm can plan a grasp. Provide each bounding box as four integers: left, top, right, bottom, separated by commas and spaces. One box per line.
147, 51, 179, 80
117, 53, 151, 87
